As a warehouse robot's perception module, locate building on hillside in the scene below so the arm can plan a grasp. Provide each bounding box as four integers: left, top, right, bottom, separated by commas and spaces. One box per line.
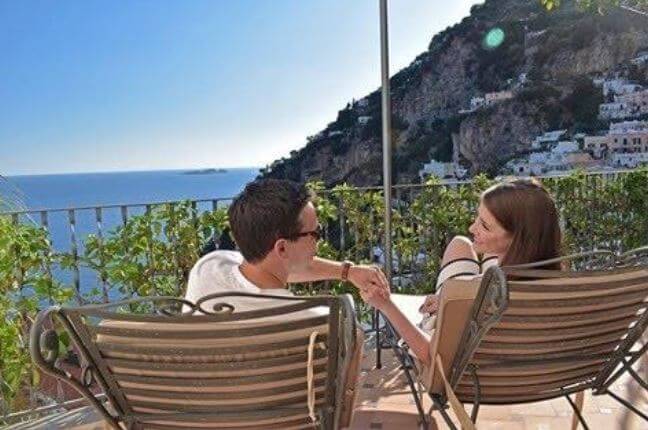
599, 102, 632, 120
610, 152, 648, 168
602, 79, 643, 97
419, 160, 467, 180
532, 129, 567, 149
609, 130, 648, 154
484, 90, 514, 105
631, 50, 648, 65
616, 89, 648, 116
354, 98, 369, 108
357, 116, 372, 125
609, 120, 648, 134
552, 140, 579, 154
470, 96, 485, 110
460, 91, 514, 114
599, 89, 648, 120
583, 135, 610, 159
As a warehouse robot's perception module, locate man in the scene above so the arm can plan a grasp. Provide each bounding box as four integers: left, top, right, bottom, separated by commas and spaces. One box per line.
185, 178, 389, 309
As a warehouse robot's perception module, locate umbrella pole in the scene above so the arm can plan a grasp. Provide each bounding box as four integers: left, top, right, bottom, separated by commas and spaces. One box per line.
378, 0, 392, 370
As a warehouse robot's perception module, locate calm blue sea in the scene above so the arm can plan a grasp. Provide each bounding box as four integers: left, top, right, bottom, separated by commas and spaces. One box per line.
4, 168, 259, 296
8, 168, 259, 211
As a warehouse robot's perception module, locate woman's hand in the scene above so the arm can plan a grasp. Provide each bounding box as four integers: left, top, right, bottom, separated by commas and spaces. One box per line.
348, 265, 390, 300
358, 282, 391, 310
419, 294, 439, 314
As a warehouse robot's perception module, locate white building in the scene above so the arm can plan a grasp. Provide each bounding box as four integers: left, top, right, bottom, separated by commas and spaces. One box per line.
484, 90, 514, 105
419, 161, 466, 180
609, 120, 648, 134
610, 152, 648, 168
532, 129, 567, 149
583, 135, 610, 158
631, 50, 648, 65
602, 79, 643, 97
608, 128, 648, 155
357, 116, 372, 125
328, 130, 343, 138
469, 96, 485, 110
599, 102, 632, 120
354, 98, 369, 108
552, 140, 579, 154
616, 89, 648, 116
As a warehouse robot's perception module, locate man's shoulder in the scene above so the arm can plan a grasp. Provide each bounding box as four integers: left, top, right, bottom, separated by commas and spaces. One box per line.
192, 250, 244, 275
186, 250, 244, 298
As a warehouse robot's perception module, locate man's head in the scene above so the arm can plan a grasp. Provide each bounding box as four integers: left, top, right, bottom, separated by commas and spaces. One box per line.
228, 179, 320, 270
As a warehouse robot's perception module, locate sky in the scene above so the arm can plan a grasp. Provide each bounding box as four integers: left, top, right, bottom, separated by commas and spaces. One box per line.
1, 0, 480, 176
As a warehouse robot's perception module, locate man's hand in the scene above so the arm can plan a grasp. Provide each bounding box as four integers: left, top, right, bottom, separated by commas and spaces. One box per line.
347, 264, 390, 300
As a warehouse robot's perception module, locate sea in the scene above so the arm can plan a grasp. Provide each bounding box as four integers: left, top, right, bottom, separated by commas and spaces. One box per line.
3, 168, 259, 296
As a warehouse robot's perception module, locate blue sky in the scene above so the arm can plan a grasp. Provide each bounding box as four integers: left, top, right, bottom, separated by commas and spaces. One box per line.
1, 1, 479, 175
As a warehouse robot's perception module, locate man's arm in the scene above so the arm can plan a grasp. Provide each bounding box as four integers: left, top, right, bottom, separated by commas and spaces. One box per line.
287, 257, 389, 295
287, 257, 346, 283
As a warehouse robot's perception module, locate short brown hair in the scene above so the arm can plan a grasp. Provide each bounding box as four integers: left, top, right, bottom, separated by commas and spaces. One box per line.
482, 178, 562, 269
228, 179, 313, 262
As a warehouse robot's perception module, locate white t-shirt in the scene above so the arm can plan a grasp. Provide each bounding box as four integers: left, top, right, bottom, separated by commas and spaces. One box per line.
185, 250, 326, 316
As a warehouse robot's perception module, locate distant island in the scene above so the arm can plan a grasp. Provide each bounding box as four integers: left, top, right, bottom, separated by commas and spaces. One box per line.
182, 168, 228, 175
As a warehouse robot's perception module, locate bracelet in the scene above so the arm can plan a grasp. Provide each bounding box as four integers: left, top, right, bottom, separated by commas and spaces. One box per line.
341, 261, 353, 281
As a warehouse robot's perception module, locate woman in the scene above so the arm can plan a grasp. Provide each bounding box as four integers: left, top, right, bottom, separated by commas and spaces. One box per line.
361, 178, 562, 366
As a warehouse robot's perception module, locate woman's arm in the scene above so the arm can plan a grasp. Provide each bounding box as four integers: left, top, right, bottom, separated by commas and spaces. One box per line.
359, 289, 432, 366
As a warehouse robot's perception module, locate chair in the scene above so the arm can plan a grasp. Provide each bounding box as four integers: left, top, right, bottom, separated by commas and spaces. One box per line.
385, 248, 648, 430
30, 292, 362, 430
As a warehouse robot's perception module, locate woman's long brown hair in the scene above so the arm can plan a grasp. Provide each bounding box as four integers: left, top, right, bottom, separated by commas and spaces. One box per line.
481, 178, 562, 270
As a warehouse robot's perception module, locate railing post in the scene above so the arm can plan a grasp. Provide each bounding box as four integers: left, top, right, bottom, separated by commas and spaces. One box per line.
40, 211, 54, 305
145, 204, 158, 296
95, 207, 109, 303
68, 209, 83, 304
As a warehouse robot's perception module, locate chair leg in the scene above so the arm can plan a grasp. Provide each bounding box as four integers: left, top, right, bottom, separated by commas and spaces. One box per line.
605, 389, 648, 421
430, 394, 458, 430
374, 308, 382, 369
625, 363, 648, 391
468, 366, 480, 422
565, 393, 589, 430
383, 322, 430, 429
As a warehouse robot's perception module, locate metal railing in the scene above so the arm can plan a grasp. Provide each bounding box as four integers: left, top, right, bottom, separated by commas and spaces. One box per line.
0, 169, 641, 304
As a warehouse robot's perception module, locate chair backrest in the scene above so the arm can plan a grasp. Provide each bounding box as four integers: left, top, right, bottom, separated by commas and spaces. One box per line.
422, 277, 481, 393
30, 293, 359, 430
448, 261, 648, 405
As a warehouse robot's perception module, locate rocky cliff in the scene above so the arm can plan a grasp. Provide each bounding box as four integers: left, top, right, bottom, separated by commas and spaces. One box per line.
261, 0, 648, 186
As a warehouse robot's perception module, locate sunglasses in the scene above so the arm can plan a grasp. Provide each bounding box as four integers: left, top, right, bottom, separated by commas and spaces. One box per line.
289, 223, 323, 241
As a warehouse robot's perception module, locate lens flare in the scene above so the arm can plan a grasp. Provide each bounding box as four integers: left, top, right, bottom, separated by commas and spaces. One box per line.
484, 28, 505, 49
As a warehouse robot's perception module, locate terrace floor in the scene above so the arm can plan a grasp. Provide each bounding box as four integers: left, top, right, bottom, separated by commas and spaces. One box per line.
8, 343, 648, 430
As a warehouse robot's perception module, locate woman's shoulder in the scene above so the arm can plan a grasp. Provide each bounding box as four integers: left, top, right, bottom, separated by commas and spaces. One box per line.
436, 255, 499, 290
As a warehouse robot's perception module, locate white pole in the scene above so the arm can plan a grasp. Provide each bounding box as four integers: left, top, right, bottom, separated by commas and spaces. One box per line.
377, 0, 392, 369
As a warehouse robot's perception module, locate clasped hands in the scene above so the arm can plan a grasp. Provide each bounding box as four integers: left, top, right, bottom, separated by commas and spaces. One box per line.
346, 264, 440, 316
345, 264, 390, 308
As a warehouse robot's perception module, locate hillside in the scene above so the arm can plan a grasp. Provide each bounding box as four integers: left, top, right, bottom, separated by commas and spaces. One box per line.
261, 0, 648, 185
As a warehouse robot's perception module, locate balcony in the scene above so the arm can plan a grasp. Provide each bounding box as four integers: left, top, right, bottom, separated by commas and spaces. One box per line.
1, 170, 647, 429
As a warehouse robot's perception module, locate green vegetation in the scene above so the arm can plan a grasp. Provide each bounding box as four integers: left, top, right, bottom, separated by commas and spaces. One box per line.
1, 169, 647, 415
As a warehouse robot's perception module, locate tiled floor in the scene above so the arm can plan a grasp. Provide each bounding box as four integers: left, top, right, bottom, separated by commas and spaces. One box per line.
350, 347, 648, 430
6, 346, 647, 429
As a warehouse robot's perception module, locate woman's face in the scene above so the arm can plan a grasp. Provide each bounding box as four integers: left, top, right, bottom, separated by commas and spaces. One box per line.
468, 203, 512, 256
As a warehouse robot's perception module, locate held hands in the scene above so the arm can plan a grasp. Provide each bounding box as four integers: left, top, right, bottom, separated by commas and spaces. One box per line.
346, 264, 390, 309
